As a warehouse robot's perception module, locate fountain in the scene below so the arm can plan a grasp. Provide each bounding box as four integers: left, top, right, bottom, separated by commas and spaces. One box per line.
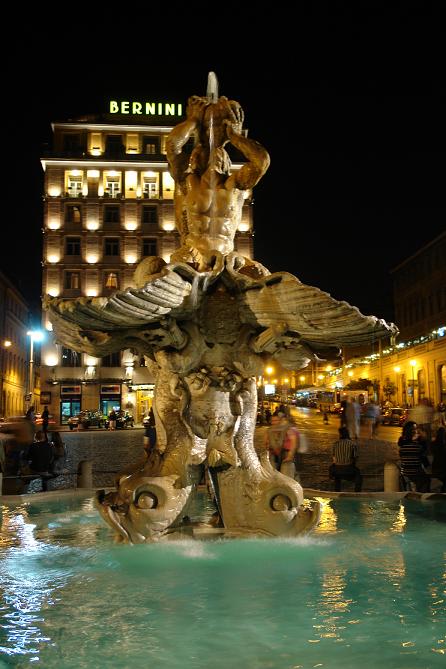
44, 74, 398, 543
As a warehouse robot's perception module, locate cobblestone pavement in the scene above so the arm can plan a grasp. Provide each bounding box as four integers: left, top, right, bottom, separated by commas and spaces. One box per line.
26, 407, 408, 495
256, 407, 401, 492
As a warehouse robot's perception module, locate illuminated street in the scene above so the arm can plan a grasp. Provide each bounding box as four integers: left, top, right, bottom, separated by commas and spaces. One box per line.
30, 410, 406, 494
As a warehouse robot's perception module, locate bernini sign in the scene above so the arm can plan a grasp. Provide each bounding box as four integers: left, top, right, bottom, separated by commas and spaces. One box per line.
109, 100, 183, 116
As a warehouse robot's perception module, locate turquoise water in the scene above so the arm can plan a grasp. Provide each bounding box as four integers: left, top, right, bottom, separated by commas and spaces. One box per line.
0, 493, 445, 669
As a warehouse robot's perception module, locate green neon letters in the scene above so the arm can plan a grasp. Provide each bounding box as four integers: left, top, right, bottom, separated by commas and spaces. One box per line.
109, 101, 183, 116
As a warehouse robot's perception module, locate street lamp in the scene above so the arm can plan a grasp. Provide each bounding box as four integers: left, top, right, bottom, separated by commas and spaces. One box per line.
409, 360, 416, 407
27, 330, 44, 410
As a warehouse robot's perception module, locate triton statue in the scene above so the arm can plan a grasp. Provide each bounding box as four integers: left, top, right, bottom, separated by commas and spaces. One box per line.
44, 74, 398, 542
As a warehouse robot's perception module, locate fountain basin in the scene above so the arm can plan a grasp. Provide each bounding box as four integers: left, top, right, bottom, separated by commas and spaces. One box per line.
1, 489, 445, 668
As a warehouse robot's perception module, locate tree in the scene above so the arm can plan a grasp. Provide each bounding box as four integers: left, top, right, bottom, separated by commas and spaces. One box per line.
382, 380, 397, 402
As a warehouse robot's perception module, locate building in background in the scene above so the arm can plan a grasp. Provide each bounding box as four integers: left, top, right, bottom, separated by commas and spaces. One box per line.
391, 231, 446, 341
0, 272, 33, 418
39, 102, 255, 425
290, 233, 446, 409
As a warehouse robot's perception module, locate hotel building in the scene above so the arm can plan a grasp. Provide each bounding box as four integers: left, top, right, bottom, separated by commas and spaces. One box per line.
39, 101, 255, 425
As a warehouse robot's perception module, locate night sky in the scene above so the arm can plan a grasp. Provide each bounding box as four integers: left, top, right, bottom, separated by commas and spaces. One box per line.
5, 3, 445, 326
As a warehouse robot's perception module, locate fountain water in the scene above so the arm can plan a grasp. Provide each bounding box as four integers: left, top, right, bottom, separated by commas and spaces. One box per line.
44, 73, 398, 543
206, 70, 219, 102
1, 492, 445, 667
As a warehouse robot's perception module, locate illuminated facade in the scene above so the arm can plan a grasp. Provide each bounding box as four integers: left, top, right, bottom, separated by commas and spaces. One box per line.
39, 106, 255, 424
0, 272, 30, 418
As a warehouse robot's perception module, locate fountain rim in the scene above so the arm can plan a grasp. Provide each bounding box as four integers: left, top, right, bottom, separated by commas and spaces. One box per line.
1, 487, 444, 506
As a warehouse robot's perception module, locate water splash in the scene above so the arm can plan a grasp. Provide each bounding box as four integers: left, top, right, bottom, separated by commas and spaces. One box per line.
206, 72, 219, 237
206, 71, 219, 103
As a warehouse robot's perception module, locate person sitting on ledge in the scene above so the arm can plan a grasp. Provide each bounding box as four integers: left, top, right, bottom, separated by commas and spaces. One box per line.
25, 430, 56, 491
398, 421, 430, 492
329, 426, 363, 492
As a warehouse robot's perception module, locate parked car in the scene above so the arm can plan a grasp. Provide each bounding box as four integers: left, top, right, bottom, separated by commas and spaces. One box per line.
380, 407, 408, 426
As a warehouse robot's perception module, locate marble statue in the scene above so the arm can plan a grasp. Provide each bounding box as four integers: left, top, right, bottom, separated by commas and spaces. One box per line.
44, 74, 398, 543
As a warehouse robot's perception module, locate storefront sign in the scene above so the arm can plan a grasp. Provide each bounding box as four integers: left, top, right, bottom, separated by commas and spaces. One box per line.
101, 384, 121, 394
40, 391, 51, 404
109, 101, 183, 116
61, 385, 81, 395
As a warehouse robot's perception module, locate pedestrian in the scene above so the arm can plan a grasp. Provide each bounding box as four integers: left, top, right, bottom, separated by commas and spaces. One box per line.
319, 403, 329, 424
108, 409, 117, 431
431, 426, 446, 492
50, 431, 66, 472
143, 407, 157, 456
363, 400, 380, 439
398, 421, 430, 492
264, 411, 300, 480
329, 426, 363, 492
339, 399, 348, 427
264, 406, 272, 424
25, 406, 35, 422
26, 430, 56, 491
408, 398, 434, 444
270, 406, 281, 425
345, 397, 360, 439
41, 405, 50, 439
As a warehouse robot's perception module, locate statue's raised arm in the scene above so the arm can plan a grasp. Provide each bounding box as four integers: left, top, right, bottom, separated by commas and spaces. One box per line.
167, 95, 270, 270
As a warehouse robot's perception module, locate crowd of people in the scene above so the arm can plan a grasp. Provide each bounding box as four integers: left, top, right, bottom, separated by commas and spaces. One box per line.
1, 398, 445, 495
0, 411, 66, 493
260, 397, 446, 494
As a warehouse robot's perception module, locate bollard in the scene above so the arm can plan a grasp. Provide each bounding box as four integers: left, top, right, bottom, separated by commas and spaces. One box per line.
77, 460, 93, 488
384, 461, 401, 492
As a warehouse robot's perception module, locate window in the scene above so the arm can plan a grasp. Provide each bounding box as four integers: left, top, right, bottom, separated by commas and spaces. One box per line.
142, 238, 158, 257
142, 206, 158, 225
104, 205, 120, 224
61, 347, 80, 367
63, 134, 82, 154
143, 136, 159, 154
65, 204, 82, 224
142, 176, 158, 199
67, 174, 83, 197
105, 175, 121, 198
104, 238, 120, 256
64, 271, 80, 289
105, 272, 119, 289
105, 135, 124, 158
66, 237, 81, 255
101, 352, 121, 367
